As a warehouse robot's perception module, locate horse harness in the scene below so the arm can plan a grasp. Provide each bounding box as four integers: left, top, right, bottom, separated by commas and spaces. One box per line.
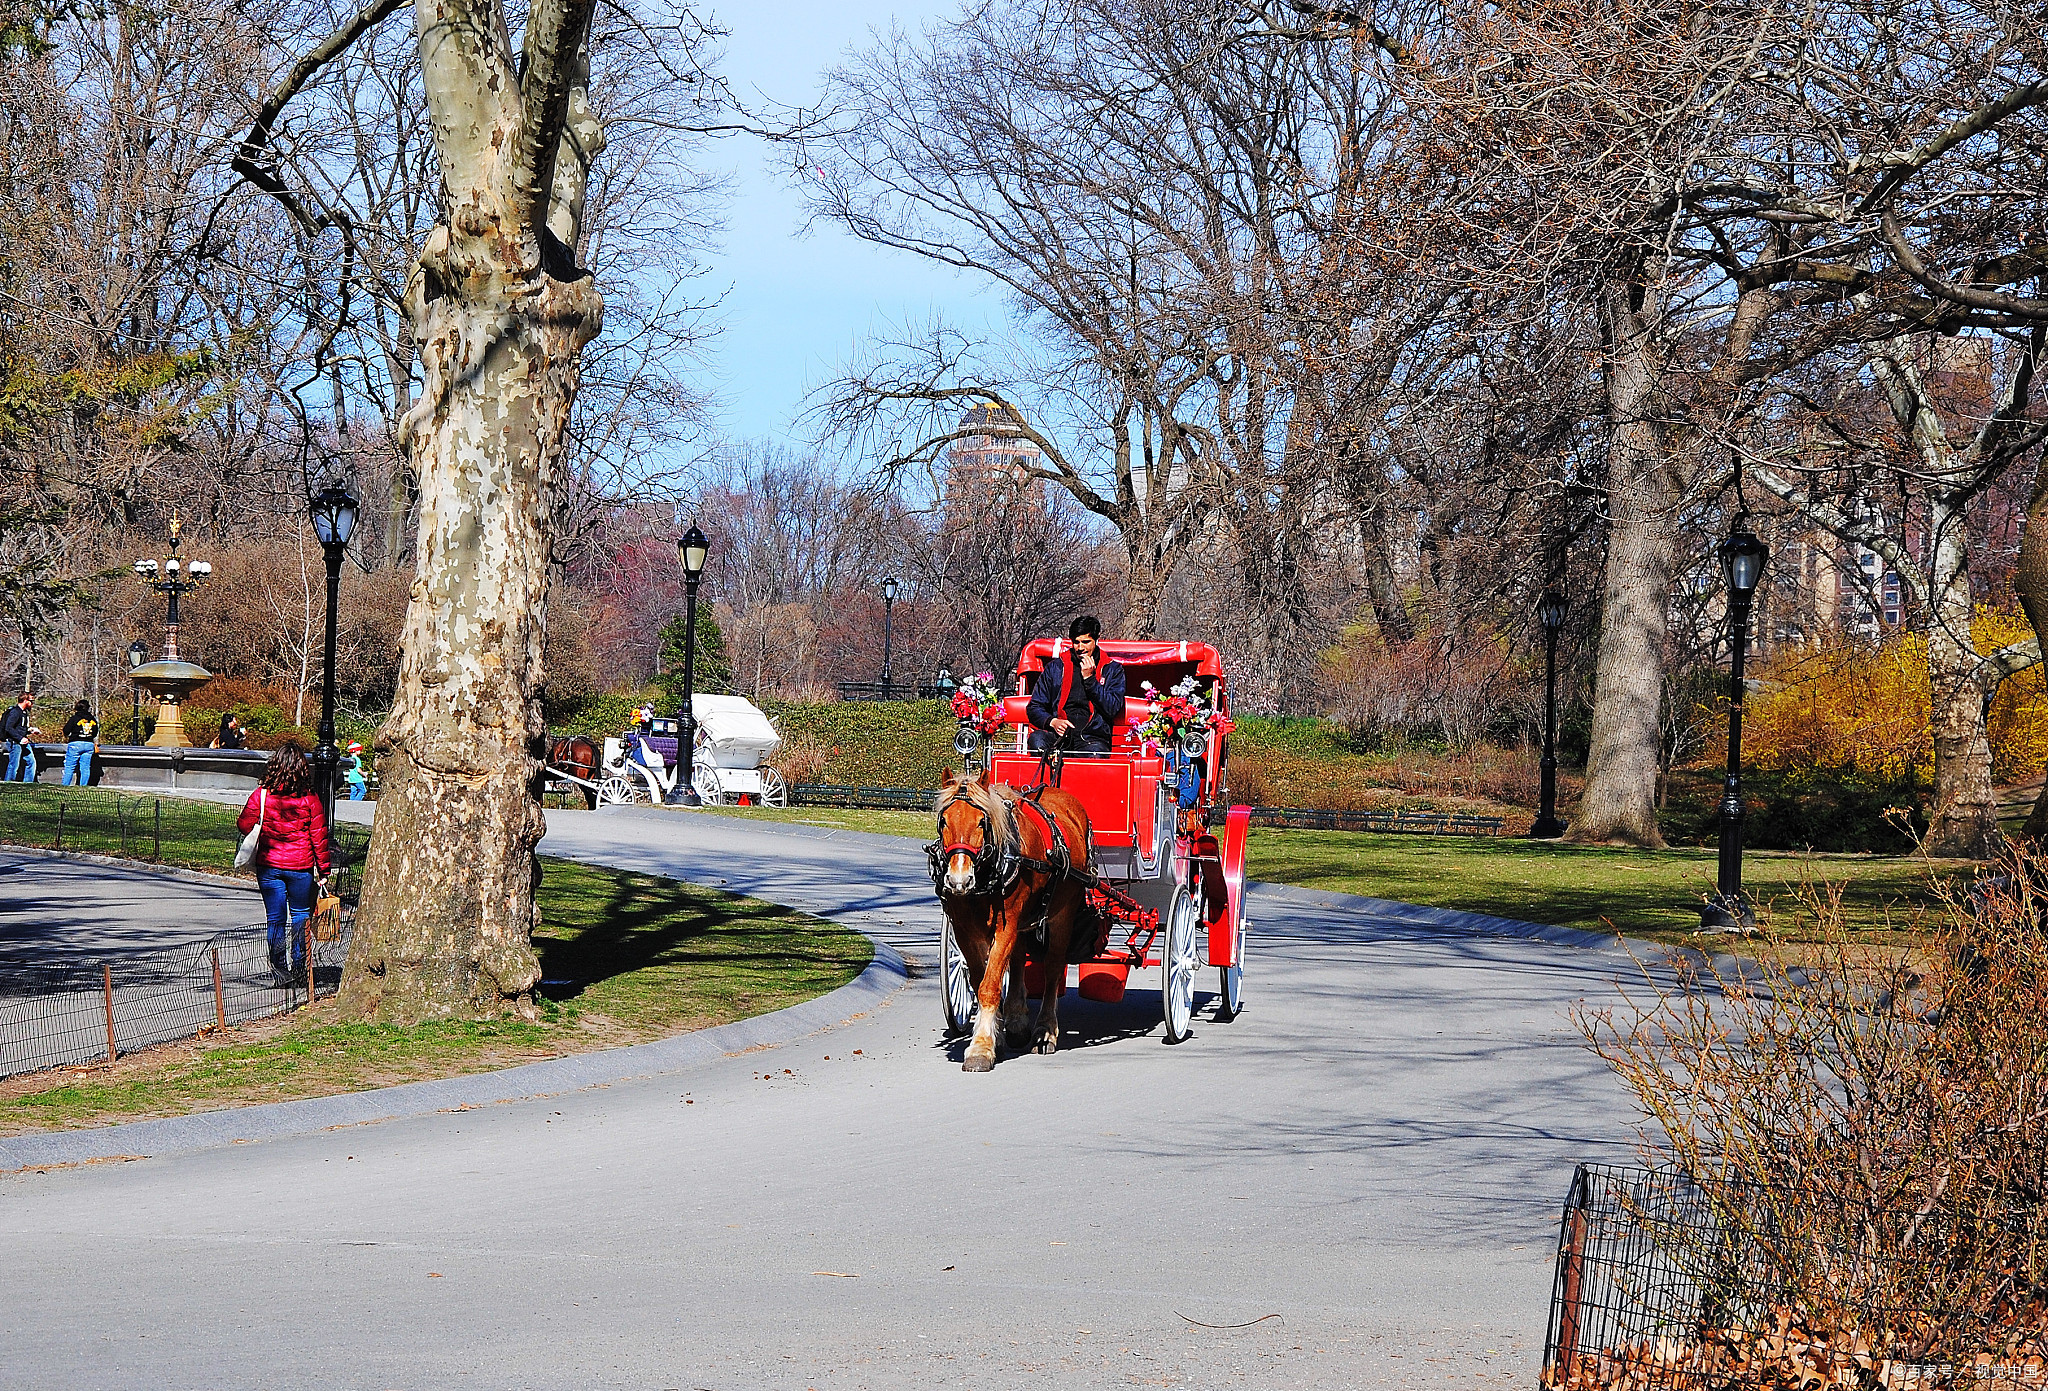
925, 786, 1085, 900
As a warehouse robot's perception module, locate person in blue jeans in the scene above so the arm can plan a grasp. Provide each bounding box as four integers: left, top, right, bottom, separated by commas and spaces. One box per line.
2, 694, 37, 782
61, 701, 99, 786
235, 743, 332, 984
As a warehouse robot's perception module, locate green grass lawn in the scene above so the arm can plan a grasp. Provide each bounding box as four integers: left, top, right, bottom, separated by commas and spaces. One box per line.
1243, 831, 1966, 945
0, 822, 870, 1132
713, 800, 1968, 948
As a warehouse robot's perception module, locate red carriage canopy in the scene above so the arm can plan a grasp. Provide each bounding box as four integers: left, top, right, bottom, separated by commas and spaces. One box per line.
1013, 638, 1228, 713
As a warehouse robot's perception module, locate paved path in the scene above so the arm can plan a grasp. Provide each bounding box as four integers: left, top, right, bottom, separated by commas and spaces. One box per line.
0, 850, 261, 971
0, 805, 1640, 1389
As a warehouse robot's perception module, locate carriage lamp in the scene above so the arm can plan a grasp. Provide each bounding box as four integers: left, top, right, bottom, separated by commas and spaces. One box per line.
1530, 588, 1569, 839
308, 484, 360, 826
1701, 520, 1770, 932
880, 576, 901, 697
670, 524, 711, 805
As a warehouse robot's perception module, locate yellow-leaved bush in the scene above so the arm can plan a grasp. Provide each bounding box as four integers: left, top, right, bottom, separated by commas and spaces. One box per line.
1742, 608, 2048, 785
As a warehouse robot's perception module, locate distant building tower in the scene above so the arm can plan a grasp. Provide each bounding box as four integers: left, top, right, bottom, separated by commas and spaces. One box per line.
946, 402, 1042, 503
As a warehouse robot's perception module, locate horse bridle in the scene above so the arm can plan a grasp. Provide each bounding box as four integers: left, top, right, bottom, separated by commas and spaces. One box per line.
925, 800, 1017, 897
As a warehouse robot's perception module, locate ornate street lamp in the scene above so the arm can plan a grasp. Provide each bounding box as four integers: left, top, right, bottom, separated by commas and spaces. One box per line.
1702, 519, 1770, 932
308, 485, 359, 826
1530, 588, 1569, 839
131, 518, 215, 747
668, 524, 709, 806
127, 640, 147, 743
880, 576, 900, 697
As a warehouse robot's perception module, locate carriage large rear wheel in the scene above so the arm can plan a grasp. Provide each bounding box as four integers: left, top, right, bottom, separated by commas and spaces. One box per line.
940, 920, 976, 1038
1162, 885, 1199, 1043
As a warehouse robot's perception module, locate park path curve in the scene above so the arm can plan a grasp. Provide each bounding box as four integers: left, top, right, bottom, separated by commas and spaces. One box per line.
0, 805, 1641, 1390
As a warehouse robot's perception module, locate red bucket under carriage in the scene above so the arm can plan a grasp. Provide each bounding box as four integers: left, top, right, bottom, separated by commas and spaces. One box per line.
940, 639, 1252, 1043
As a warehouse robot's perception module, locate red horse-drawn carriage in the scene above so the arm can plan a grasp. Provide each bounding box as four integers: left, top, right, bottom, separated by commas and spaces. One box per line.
935, 639, 1251, 1049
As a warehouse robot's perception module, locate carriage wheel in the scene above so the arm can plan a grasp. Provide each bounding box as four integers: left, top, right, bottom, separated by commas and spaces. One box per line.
940, 920, 976, 1038
693, 761, 725, 807
1218, 961, 1244, 1019
760, 768, 789, 808
1162, 885, 1199, 1044
596, 775, 634, 808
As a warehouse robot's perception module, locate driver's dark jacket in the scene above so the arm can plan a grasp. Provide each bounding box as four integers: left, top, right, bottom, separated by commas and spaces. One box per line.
1025, 655, 1126, 750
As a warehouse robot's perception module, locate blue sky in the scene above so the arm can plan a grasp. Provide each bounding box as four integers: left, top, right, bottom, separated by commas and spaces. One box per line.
698, 1, 994, 453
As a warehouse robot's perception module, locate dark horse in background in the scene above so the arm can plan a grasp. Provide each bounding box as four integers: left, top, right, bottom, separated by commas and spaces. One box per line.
548, 735, 601, 809
931, 769, 1094, 1071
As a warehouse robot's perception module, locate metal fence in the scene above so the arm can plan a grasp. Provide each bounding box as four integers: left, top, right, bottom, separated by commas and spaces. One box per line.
835, 681, 948, 701
1543, 1162, 2048, 1390
0, 919, 352, 1078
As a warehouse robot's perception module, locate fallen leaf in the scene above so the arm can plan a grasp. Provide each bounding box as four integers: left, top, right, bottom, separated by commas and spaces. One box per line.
812, 1270, 857, 1278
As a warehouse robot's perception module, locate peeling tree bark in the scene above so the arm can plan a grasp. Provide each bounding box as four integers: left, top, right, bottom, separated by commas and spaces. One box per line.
332, 0, 604, 1020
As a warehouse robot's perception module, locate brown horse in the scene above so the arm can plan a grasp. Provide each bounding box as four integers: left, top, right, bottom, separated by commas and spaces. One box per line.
549, 736, 601, 809
931, 769, 1094, 1071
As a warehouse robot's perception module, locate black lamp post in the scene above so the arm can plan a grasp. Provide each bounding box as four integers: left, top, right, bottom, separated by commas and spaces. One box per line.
127, 640, 147, 743
668, 524, 709, 806
1702, 519, 1770, 932
1531, 588, 1569, 838
880, 576, 900, 697
308, 486, 359, 827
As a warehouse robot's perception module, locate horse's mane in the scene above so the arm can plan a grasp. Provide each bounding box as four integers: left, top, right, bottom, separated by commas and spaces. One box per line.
935, 772, 1017, 853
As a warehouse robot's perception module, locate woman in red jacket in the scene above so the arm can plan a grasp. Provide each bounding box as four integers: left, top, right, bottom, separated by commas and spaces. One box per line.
237, 742, 331, 984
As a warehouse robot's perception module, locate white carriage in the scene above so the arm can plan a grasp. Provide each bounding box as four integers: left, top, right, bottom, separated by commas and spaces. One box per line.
683, 694, 788, 807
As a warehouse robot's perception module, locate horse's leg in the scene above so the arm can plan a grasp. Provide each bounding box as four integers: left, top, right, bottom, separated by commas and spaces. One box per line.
963, 896, 1015, 1072
1001, 897, 1033, 1046
1031, 884, 1082, 1055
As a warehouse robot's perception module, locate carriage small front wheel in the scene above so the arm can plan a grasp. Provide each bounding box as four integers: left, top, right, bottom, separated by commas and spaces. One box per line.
596, 774, 635, 808
760, 768, 789, 808
940, 920, 976, 1037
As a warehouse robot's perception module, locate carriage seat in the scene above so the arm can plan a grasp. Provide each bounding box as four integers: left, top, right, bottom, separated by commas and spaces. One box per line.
996, 695, 1158, 742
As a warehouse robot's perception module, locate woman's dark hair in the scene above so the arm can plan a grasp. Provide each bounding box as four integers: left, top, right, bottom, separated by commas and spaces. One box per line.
223, 713, 240, 727
73, 699, 91, 717
261, 741, 313, 795
1068, 615, 1101, 640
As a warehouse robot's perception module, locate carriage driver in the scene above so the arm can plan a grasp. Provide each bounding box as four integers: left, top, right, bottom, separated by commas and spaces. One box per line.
1027, 616, 1126, 754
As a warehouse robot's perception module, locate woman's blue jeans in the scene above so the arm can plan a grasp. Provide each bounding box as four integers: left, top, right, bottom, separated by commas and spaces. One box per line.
61, 741, 94, 786
257, 867, 317, 973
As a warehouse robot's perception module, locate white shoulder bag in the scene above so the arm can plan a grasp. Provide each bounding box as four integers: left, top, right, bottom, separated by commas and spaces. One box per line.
234, 789, 267, 868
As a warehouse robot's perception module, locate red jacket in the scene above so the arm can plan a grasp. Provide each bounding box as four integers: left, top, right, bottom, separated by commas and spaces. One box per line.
237, 788, 331, 875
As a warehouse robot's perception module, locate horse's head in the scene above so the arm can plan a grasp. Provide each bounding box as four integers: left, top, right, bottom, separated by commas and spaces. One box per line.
928, 770, 1014, 898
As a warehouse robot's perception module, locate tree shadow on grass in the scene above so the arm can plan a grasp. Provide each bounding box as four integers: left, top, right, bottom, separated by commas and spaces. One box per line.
531, 860, 864, 1006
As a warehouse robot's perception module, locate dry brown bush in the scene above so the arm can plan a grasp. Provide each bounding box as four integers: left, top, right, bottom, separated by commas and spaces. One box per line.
1575, 848, 2048, 1375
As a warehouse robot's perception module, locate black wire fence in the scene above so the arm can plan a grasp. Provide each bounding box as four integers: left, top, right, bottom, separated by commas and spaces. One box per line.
0, 920, 353, 1078
1543, 1163, 2048, 1390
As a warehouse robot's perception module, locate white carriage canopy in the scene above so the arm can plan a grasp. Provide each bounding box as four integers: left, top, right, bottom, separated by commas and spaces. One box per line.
688, 694, 782, 770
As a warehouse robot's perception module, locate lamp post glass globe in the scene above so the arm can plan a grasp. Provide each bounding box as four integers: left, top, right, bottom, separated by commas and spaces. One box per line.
678, 525, 708, 581
310, 485, 360, 550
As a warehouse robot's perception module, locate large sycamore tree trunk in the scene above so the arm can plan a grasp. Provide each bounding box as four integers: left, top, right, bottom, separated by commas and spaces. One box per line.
1569, 279, 1678, 848
337, 0, 605, 1019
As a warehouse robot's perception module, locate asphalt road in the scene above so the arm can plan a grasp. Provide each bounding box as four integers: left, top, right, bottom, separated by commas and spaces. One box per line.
0, 805, 1639, 1390
0, 850, 262, 972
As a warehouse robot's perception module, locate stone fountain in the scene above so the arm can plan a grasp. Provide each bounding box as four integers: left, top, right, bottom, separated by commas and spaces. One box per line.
129, 518, 215, 748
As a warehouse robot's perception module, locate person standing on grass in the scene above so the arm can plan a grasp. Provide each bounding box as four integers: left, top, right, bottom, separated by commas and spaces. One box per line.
236, 741, 332, 984
3, 694, 38, 782
60, 701, 99, 786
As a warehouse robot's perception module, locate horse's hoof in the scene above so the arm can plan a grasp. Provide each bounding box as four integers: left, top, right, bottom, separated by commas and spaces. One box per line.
962, 1052, 995, 1073
1031, 1033, 1058, 1056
